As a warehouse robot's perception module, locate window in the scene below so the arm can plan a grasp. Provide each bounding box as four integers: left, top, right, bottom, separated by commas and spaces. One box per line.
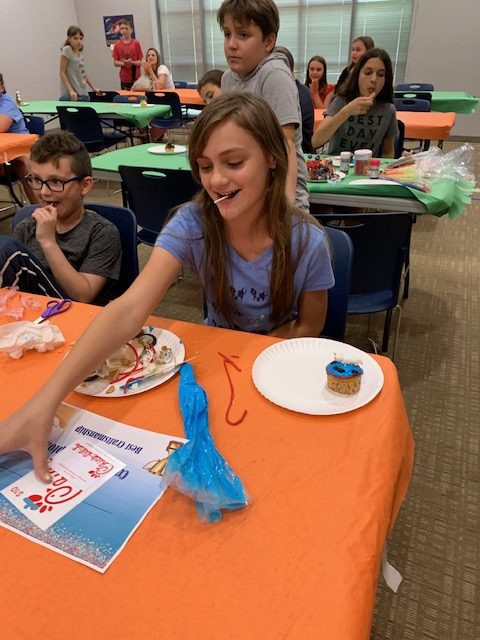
155, 0, 413, 85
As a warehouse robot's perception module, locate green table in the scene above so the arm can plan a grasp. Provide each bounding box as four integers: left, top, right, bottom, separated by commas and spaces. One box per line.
20, 100, 171, 128
92, 145, 474, 219
430, 92, 477, 115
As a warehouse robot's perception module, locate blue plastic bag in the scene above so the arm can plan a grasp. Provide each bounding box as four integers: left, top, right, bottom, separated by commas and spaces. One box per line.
164, 363, 249, 523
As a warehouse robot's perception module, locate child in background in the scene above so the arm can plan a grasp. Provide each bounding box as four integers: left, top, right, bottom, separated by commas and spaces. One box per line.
0, 93, 334, 481
133, 47, 175, 91
312, 48, 398, 157
198, 69, 224, 104
59, 25, 99, 101
335, 36, 375, 92
112, 20, 143, 90
305, 56, 335, 110
218, 0, 309, 211
0, 72, 39, 204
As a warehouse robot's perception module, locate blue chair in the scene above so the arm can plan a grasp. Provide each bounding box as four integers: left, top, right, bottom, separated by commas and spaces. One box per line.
314, 213, 413, 360
118, 165, 198, 246
57, 106, 127, 153
145, 91, 186, 133
23, 115, 45, 136
321, 226, 353, 342
395, 82, 434, 92
113, 94, 143, 104
12, 203, 139, 299
394, 98, 431, 112
174, 81, 188, 88
394, 90, 432, 105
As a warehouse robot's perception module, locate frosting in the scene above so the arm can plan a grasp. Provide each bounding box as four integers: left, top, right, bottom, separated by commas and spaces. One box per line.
326, 359, 363, 379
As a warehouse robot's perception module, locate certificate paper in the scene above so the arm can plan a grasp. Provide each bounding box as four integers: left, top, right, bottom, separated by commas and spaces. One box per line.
0, 404, 186, 572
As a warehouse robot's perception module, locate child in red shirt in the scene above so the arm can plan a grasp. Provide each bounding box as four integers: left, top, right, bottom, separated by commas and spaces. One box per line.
112, 19, 143, 89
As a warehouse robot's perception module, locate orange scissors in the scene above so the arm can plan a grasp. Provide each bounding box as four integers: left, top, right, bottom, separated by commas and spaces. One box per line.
33, 299, 72, 324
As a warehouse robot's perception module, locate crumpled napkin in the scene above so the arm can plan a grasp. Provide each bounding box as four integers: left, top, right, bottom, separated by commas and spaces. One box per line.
0, 321, 65, 359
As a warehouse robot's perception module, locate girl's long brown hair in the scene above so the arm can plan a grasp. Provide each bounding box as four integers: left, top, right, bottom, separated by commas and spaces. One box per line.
187, 92, 315, 327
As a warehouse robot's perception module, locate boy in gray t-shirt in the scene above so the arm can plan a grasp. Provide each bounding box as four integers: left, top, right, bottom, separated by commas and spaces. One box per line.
0, 132, 121, 305
218, 0, 309, 211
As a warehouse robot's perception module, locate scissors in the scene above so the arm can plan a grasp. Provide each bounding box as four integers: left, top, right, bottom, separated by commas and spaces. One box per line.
33, 299, 72, 324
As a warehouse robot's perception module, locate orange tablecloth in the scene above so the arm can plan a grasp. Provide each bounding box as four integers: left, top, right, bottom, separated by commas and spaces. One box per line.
119, 87, 204, 106
314, 109, 456, 142
0, 299, 414, 640
0, 132, 38, 162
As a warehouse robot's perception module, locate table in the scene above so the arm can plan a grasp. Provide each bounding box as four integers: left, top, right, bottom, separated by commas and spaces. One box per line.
20, 100, 171, 129
0, 297, 414, 640
429, 91, 477, 115
0, 132, 38, 162
314, 110, 456, 146
92, 143, 474, 218
120, 87, 204, 108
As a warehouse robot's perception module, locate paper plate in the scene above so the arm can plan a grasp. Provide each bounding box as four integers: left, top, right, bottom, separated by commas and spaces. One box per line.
129, 103, 156, 108
147, 144, 187, 155
309, 170, 346, 183
252, 337, 384, 415
75, 326, 185, 398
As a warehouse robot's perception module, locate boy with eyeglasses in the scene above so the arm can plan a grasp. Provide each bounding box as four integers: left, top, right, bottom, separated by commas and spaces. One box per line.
0, 131, 121, 304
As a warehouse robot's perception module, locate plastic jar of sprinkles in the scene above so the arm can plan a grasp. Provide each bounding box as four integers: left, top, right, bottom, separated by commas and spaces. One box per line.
353, 149, 372, 176
368, 158, 381, 179
339, 151, 352, 173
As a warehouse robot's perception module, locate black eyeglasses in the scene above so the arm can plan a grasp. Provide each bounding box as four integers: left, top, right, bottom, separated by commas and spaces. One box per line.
25, 175, 85, 193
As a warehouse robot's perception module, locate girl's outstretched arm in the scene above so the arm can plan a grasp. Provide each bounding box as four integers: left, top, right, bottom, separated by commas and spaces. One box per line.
0, 247, 182, 481
269, 290, 328, 339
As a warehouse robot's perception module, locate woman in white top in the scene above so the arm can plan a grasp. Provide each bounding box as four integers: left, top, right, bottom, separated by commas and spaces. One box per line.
59, 26, 99, 101
133, 47, 174, 91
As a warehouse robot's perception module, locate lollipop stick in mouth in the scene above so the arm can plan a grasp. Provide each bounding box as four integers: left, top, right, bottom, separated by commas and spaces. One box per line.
213, 194, 231, 204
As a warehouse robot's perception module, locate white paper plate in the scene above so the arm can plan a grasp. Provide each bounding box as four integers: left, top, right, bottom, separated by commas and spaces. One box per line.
252, 337, 384, 415
130, 103, 156, 108
309, 170, 346, 184
75, 326, 185, 398
147, 144, 187, 155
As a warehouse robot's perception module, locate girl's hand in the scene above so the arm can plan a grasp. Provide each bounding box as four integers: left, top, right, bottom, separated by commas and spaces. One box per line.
346, 96, 374, 116
69, 90, 78, 101
142, 61, 152, 73
0, 402, 56, 483
310, 79, 319, 93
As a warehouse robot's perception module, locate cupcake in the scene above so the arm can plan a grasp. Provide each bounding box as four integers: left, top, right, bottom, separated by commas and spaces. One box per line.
326, 355, 363, 395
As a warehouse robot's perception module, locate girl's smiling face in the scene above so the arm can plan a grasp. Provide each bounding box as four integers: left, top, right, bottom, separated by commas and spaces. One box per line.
196, 120, 274, 226
308, 60, 325, 82
358, 57, 386, 97
146, 49, 159, 67
351, 40, 367, 64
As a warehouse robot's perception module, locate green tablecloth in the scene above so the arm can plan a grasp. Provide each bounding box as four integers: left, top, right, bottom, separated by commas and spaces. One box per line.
430, 92, 477, 115
91, 143, 190, 172
308, 165, 475, 219
20, 101, 171, 128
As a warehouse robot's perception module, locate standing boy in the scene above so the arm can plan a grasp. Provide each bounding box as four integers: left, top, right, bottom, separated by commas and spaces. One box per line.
218, 0, 309, 210
112, 20, 143, 90
0, 132, 121, 304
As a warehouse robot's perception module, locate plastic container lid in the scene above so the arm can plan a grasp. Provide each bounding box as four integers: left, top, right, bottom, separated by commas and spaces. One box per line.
353, 148, 372, 159
370, 158, 381, 167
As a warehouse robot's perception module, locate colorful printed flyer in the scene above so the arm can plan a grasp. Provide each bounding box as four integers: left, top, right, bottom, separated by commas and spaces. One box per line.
0, 404, 186, 572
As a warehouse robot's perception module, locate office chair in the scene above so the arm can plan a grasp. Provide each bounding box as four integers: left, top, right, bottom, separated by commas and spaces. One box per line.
320, 226, 353, 342
12, 203, 139, 299
57, 106, 127, 153
313, 213, 413, 360
23, 115, 45, 136
394, 98, 431, 112
118, 165, 198, 246
394, 91, 432, 106
145, 91, 186, 136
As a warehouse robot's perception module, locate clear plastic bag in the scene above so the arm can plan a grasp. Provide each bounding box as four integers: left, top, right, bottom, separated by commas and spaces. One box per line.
0, 288, 42, 321
164, 363, 249, 523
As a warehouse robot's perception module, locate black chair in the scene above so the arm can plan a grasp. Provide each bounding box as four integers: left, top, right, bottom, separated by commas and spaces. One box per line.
174, 81, 188, 88
394, 98, 431, 112
113, 94, 143, 104
145, 91, 186, 132
395, 119, 405, 158
394, 91, 432, 106
321, 226, 353, 342
12, 202, 139, 299
395, 82, 434, 92
23, 115, 45, 136
88, 91, 119, 102
118, 165, 198, 246
57, 106, 127, 153
314, 213, 413, 360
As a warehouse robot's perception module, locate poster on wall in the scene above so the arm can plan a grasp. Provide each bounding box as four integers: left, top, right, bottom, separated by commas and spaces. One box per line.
103, 14, 136, 47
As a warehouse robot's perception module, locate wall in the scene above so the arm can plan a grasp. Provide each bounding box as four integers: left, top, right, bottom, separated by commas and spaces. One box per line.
1, 0, 478, 137
0, 0, 77, 100
406, 0, 480, 138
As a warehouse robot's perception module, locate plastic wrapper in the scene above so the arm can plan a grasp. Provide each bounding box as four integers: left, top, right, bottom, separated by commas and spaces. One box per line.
0, 321, 65, 359
0, 287, 42, 321
164, 363, 249, 523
